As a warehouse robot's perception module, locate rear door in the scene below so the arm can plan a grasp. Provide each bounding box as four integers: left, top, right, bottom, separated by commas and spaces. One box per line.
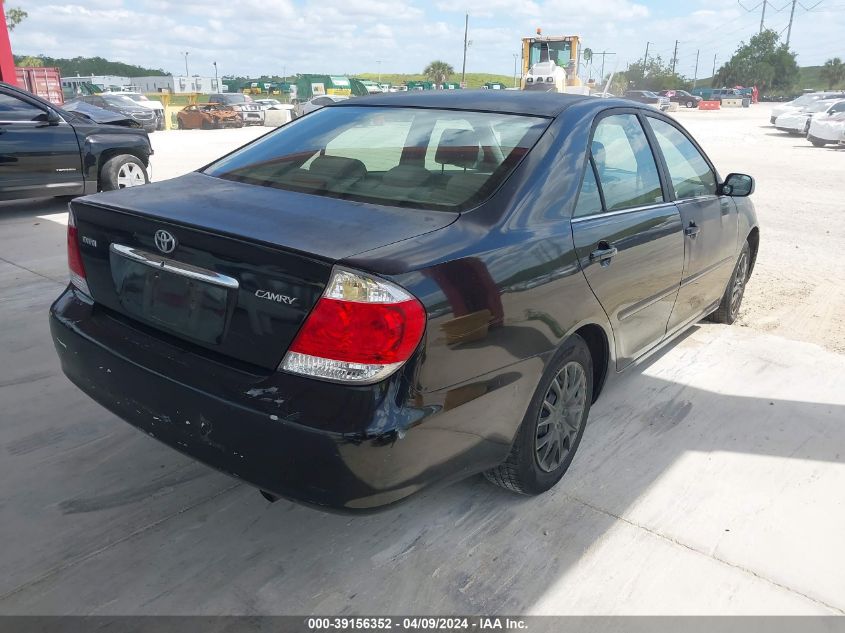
571, 110, 684, 369
0, 88, 83, 199
643, 115, 737, 331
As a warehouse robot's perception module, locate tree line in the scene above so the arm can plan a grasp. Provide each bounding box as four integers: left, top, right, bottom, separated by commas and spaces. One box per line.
12, 54, 170, 78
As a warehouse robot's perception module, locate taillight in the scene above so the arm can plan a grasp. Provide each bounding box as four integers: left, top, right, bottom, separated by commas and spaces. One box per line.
280, 267, 426, 384
67, 209, 91, 298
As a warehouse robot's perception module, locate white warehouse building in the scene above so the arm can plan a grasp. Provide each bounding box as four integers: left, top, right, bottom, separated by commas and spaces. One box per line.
133, 75, 221, 94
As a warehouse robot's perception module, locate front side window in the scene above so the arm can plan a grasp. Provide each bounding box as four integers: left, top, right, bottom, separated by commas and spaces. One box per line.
205, 106, 549, 211
647, 117, 717, 199
0, 92, 44, 121
591, 113, 664, 211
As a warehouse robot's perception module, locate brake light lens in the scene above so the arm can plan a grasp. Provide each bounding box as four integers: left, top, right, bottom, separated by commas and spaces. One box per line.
281, 268, 426, 383
67, 210, 91, 297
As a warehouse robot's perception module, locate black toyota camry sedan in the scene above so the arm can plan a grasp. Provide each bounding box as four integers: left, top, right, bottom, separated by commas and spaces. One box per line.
50, 91, 759, 511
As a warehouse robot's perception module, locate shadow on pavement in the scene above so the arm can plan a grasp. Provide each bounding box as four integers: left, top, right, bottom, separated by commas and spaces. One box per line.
1, 317, 842, 614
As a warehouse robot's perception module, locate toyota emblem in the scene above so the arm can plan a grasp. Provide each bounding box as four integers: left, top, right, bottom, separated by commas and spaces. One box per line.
154, 229, 177, 254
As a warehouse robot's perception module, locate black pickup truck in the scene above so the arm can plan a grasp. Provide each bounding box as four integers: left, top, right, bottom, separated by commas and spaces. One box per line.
0, 82, 152, 201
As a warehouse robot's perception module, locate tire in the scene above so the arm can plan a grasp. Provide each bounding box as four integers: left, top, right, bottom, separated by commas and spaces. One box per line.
177, 118, 184, 130
99, 155, 149, 191
709, 241, 751, 324
686, 100, 695, 108
201, 119, 213, 130
809, 135, 827, 147
484, 334, 593, 495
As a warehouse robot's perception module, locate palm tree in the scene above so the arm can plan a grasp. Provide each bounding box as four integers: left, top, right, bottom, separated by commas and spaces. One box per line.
423, 60, 455, 85
820, 57, 845, 90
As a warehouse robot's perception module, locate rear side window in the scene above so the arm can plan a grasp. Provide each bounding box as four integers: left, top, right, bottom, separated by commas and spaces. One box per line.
591, 114, 664, 210
205, 106, 549, 211
573, 162, 602, 218
647, 118, 717, 199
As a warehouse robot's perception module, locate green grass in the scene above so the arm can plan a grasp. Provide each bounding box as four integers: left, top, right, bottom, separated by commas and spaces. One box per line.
356, 72, 517, 89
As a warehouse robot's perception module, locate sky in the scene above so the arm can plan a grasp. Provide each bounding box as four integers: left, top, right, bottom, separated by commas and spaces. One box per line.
8, 0, 845, 80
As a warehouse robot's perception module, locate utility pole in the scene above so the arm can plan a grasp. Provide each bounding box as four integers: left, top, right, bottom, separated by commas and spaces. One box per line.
376, 60, 382, 83
182, 51, 189, 77
596, 51, 616, 81
643, 41, 651, 68
461, 12, 469, 88
712, 54, 718, 85
759, 0, 767, 32
512, 53, 519, 88
692, 49, 700, 90
212, 61, 217, 90
671, 40, 679, 75
786, 0, 798, 47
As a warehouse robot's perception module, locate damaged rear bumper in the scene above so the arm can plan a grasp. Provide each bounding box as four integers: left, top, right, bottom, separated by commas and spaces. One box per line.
49, 287, 506, 511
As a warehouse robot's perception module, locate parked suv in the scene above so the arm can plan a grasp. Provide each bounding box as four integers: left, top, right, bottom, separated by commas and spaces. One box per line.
0, 82, 152, 201
624, 90, 670, 110
66, 94, 158, 133
207, 93, 264, 126
658, 89, 702, 109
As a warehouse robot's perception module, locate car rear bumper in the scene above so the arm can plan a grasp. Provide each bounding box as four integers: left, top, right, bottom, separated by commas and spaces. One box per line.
49, 287, 511, 511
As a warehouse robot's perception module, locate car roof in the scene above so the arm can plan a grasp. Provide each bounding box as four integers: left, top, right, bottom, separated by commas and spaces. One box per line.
332, 90, 592, 117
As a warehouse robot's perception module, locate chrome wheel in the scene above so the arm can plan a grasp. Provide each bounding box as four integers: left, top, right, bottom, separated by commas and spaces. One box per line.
535, 361, 587, 473
730, 251, 749, 317
117, 162, 146, 188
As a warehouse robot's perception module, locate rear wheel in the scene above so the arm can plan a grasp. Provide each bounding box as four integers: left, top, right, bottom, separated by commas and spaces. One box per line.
100, 155, 149, 191
809, 136, 827, 147
709, 241, 750, 324
686, 100, 696, 108
484, 335, 593, 495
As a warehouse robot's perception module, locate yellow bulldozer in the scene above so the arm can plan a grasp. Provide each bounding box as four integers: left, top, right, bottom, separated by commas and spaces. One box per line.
521, 30, 589, 94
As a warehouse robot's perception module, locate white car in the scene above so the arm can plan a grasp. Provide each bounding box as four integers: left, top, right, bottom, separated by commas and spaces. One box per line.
105, 91, 166, 130
769, 91, 845, 124
774, 98, 845, 135
807, 111, 845, 147
254, 99, 298, 124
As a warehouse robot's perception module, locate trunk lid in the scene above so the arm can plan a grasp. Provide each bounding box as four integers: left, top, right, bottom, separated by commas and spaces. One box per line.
72, 172, 456, 369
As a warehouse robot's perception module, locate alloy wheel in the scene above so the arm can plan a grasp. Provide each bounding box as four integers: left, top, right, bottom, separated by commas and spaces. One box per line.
116, 163, 146, 188
535, 361, 587, 473
730, 252, 749, 317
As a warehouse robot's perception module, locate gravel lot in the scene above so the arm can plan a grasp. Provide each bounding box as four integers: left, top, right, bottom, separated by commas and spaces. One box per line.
1, 105, 843, 616
675, 106, 845, 353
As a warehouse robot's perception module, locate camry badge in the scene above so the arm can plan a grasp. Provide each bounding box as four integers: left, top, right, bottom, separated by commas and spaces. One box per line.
154, 229, 177, 254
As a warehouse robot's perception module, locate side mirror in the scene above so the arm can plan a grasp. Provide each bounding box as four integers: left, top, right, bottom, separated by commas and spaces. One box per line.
35, 109, 61, 126
721, 173, 755, 197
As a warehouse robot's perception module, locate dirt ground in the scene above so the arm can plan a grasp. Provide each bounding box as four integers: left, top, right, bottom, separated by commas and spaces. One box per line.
673, 105, 845, 354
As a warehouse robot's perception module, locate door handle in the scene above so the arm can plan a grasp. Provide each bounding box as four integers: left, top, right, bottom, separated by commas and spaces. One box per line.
590, 242, 618, 265
684, 223, 700, 238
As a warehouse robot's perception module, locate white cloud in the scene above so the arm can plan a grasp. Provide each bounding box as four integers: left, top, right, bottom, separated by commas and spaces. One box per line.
8, 0, 845, 79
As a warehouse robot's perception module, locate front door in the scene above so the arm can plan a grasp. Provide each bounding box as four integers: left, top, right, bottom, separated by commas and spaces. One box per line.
644, 116, 738, 331
571, 111, 685, 369
0, 88, 83, 199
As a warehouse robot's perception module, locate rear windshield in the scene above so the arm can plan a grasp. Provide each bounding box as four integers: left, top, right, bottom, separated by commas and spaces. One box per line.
204, 106, 549, 211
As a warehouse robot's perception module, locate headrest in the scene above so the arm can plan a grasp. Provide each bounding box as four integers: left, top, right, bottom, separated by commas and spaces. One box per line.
309, 155, 367, 179
435, 129, 482, 169
591, 140, 606, 165
382, 164, 431, 188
